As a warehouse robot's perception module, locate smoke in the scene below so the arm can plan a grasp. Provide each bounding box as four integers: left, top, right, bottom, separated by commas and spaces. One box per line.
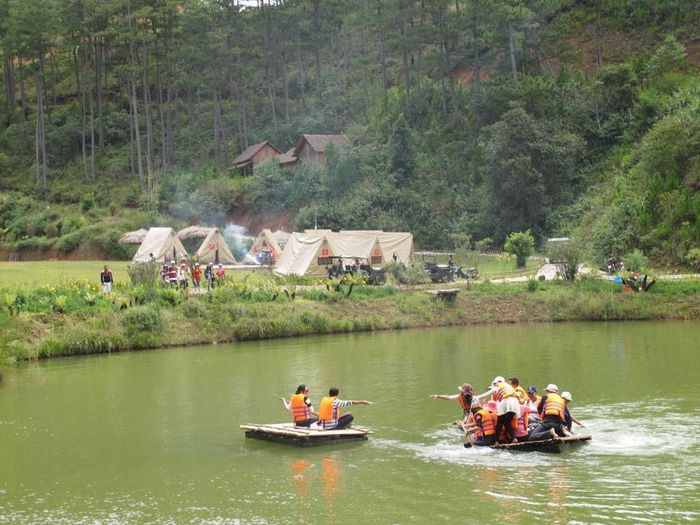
223, 224, 255, 262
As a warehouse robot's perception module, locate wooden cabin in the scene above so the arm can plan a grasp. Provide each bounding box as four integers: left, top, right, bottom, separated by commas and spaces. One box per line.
231, 141, 282, 176
293, 134, 348, 167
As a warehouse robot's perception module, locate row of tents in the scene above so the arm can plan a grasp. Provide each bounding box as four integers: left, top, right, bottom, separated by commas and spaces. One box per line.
122, 227, 413, 276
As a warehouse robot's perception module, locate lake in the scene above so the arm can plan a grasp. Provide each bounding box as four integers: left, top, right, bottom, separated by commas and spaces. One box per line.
1, 321, 699, 524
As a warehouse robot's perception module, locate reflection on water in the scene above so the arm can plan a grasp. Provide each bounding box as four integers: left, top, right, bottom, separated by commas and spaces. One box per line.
1, 321, 699, 524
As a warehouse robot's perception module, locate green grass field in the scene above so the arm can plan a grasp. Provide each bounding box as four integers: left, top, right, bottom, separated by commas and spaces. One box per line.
0, 261, 132, 289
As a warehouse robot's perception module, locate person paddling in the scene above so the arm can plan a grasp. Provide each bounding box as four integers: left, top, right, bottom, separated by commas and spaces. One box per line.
561, 391, 584, 432
318, 387, 371, 430
280, 384, 318, 427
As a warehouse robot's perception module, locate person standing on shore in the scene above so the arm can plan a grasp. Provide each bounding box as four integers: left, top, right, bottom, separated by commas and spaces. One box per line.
100, 265, 113, 294
192, 263, 202, 294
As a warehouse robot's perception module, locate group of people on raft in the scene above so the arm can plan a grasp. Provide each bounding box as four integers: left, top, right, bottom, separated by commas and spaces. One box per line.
430, 376, 583, 446
279, 376, 583, 445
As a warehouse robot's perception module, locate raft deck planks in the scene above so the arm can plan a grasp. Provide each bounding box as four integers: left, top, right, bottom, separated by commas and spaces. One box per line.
241, 423, 373, 447
465, 433, 592, 453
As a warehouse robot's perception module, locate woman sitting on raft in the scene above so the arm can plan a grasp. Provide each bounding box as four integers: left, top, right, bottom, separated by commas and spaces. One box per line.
280, 384, 318, 427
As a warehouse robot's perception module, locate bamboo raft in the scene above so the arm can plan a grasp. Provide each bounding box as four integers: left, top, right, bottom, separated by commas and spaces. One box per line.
241, 423, 373, 447
464, 434, 592, 453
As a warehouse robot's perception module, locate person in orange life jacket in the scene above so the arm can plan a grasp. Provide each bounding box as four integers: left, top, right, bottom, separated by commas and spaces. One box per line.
474, 376, 521, 444
280, 384, 318, 427
508, 377, 528, 404
468, 402, 497, 446
529, 384, 569, 440
100, 265, 113, 294
318, 387, 370, 430
561, 391, 584, 432
525, 386, 542, 423
430, 383, 475, 425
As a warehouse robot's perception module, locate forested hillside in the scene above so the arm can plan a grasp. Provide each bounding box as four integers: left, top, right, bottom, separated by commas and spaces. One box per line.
0, 0, 698, 265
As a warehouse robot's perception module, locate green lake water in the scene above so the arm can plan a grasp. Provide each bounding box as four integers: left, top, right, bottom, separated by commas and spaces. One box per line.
1, 321, 699, 524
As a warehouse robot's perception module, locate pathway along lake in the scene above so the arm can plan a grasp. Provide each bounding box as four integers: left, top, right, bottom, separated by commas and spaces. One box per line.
1, 321, 699, 524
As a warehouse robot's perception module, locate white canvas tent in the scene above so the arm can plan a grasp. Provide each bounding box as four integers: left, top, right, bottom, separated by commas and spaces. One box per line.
340, 230, 413, 266
377, 232, 414, 265
274, 232, 338, 277
195, 228, 238, 264
328, 231, 385, 266
272, 229, 290, 249
247, 229, 283, 263
133, 227, 188, 263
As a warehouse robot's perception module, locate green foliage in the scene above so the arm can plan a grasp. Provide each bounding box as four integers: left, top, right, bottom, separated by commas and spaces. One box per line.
504, 231, 535, 268
624, 249, 649, 272
122, 305, 163, 337
548, 240, 583, 281
527, 278, 540, 292
685, 248, 700, 272
127, 262, 161, 288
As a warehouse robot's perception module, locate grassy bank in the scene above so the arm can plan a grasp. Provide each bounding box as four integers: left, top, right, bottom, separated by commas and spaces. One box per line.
1, 273, 699, 370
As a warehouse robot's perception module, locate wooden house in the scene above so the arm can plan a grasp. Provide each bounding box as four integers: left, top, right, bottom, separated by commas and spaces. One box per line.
231, 141, 282, 176
293, 134, 348, 167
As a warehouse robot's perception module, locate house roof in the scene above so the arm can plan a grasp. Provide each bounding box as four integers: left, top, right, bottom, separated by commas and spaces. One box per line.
232, 140, 281, 167
294, 134, 348, 156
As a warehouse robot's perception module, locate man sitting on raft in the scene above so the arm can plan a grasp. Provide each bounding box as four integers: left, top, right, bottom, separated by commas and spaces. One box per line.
318, 387, 371, 430
280, 384, 318, 427
529, 384, 570, 440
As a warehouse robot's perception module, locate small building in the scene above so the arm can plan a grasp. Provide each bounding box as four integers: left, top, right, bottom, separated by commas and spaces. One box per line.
293, 134, 348, 167
231, 141, 282, 176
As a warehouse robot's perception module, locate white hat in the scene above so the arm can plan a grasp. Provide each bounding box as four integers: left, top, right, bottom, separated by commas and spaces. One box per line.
561, 391, 572, 401
492, 376, 505, 385
546, 384, 559, 392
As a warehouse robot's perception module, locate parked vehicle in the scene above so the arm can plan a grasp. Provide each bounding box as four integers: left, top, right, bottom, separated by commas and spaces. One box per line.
326, 256, 387, 285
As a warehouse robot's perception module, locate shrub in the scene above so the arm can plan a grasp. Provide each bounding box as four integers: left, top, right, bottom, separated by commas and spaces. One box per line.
527, 278, 540, 292
504, 231, 534, 268
55, 230, 86, 253
547, 240, 583, 281
624, 249, 648, 272
474, 237, 494, 253
122, 305, 163, 336
127, 262, 161, 287
684, 248, 700, 272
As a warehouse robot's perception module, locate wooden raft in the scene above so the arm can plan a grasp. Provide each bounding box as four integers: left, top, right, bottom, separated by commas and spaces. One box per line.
464, 433, 592, 453
426, 288, 460, 301
241, 423, 373, 447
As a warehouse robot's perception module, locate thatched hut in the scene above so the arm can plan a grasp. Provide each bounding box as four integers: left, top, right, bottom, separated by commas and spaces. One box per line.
119, 228, 148, 244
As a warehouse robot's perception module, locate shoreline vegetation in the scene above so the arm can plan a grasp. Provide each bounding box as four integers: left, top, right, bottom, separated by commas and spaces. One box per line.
1, 265, 699, 375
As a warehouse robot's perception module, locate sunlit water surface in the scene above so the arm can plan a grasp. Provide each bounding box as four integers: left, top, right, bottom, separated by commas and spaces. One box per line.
1, 321, 699, 524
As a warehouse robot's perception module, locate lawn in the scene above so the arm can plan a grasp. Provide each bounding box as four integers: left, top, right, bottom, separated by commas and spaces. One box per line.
436, 252, 542, 280
0, 261, 132, 289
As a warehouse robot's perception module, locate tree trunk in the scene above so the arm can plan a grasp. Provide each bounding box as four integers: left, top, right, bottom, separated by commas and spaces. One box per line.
282, 59, 289, 120
156, 65, 168, 169
94, 39, 104, 148
35, 65, 47, 192
18, 55, 26, 119
3, 50, 15, 112
130, 73, 144, 189
507, 20, 519, 86
594, 0, 603, 69
142, 55, 155, 177
73, 46, 88, 179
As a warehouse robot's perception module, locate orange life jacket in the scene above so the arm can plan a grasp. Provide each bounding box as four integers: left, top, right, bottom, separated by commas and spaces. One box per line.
514, 385, 527, 404
494, 381, 517, 401
318, 396, 339, 424
543, 393, 565, 420
474, 408, 496, 437
290, 394, 310, 422
457, 395, 471, 414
